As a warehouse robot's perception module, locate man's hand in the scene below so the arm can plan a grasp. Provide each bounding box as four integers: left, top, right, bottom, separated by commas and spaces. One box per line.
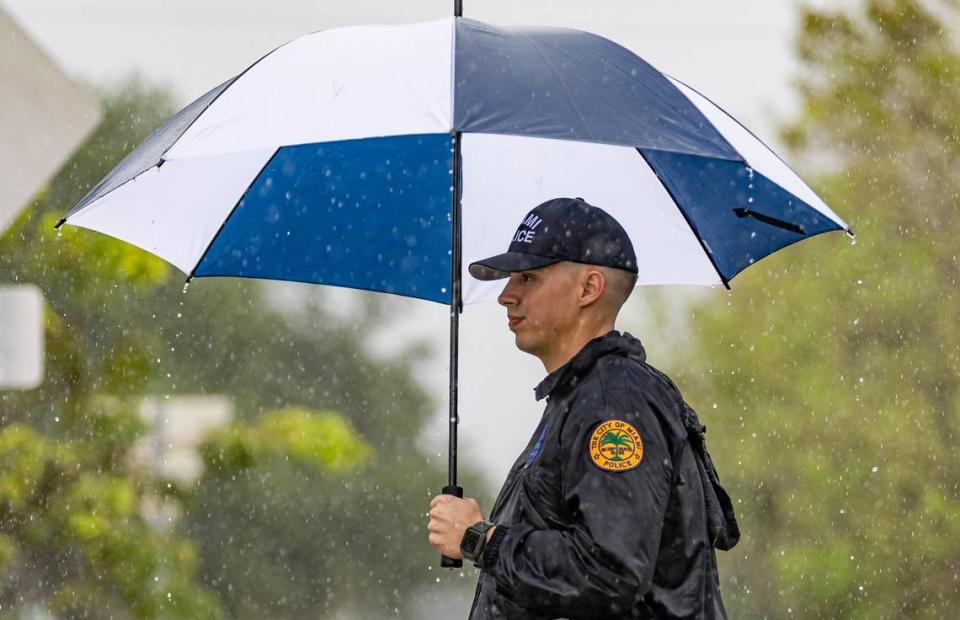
427, 494, 485, 559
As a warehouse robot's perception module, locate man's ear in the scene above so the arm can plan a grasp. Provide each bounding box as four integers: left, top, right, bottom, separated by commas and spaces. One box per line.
579, 268, 605, 308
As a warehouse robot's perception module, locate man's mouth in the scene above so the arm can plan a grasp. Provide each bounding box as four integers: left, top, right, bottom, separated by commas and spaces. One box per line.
508, 316, 523, 328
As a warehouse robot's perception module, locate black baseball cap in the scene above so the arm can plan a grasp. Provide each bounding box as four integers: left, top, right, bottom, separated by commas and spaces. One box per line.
468, 197, 638, 281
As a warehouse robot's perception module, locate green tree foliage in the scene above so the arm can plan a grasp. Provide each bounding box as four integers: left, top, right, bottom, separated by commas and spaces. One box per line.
672, 1, 960, 617
1, 78, 460, 618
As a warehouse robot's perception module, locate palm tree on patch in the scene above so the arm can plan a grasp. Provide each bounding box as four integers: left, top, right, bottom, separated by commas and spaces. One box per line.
599, 430, 634, 462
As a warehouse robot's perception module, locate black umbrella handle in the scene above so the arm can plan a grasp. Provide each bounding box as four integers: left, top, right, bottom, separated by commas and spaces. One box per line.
440, 484, 464, 568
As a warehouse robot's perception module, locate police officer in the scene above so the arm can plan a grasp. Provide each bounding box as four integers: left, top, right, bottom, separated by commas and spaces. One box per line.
427, 197, 739, 619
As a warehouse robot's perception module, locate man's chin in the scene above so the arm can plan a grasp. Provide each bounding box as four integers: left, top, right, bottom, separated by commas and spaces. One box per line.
512, 333, 540, 357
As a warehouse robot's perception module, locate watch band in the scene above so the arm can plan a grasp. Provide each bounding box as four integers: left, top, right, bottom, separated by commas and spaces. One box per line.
460, 519, 495, 566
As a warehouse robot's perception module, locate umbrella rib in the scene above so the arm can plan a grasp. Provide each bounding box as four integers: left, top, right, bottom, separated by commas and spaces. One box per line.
635, 148, 731, 290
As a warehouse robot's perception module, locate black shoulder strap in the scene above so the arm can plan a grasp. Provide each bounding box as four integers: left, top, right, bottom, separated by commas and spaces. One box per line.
644, 365, 740, 551
678, 402, 740, 551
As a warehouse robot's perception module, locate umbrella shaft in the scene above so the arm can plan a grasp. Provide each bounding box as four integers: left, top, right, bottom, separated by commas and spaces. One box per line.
447, 306, 459, 487
455, 0, 463, 17
443, 131, 462, 574
448, 131, 463, 488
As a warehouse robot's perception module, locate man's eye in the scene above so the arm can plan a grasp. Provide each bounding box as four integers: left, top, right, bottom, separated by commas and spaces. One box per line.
520, 274, 532, 282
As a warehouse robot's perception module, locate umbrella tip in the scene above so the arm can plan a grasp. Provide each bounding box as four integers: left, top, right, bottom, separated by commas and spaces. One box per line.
54, 218, 66, 229
845, 228, 856, 246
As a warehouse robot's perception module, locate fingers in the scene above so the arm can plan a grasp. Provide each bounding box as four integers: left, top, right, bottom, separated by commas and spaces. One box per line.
429, 494, 454, 509
429, 495, 481, 510
428, 504, 448, 522
427, 526, 455, 556
428, 496, 482, 558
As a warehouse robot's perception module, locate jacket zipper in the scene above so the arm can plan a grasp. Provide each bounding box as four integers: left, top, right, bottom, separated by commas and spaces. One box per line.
469, 412, 551, 618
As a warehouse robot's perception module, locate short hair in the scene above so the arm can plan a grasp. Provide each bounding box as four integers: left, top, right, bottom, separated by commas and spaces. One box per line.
599, 266, 638, 316
565, 262, 637, 319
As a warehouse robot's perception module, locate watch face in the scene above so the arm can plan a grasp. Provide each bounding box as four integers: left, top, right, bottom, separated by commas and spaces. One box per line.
461, 530, 482, 556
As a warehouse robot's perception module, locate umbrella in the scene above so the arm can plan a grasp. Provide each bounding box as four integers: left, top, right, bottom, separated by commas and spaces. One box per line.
56, 7, 851, 567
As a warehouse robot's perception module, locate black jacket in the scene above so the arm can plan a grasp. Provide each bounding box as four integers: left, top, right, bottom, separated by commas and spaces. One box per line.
469, 331, 739, 620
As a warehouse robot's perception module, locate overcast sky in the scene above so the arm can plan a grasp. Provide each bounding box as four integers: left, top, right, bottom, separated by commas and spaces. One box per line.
5, 0, 806, 493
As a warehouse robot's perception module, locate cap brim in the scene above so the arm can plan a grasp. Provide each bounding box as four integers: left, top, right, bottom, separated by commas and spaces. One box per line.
467, 252, 561, 281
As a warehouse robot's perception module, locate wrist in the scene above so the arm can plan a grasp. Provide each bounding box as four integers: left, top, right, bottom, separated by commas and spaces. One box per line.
460, 520, 495, 566
480, 524, 509, 571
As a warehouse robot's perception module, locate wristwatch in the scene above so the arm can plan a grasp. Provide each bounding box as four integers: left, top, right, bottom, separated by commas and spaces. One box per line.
460, 520, 496, 566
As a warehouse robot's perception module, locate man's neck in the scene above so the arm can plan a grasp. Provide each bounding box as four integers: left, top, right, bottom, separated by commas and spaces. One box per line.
541, 320, 616, 373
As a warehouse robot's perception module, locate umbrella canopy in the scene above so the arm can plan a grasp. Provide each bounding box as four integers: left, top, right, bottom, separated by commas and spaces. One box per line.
58, 17, 851, 306
56, 17, 852, 567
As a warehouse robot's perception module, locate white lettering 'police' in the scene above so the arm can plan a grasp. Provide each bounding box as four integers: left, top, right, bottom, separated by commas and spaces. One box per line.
511, 214, 543, 244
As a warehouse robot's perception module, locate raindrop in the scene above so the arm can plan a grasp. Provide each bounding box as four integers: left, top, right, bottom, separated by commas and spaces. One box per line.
871, 466, 879, 473
182, 281, 190, 294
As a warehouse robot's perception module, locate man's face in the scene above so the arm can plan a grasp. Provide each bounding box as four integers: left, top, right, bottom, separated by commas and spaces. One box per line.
497, 262, 583, 358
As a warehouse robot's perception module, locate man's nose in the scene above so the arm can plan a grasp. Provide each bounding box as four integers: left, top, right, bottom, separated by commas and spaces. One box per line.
498, 279, 517, 307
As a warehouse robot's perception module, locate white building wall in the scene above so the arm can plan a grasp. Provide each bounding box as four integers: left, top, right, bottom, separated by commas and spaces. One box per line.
0, 6, 101, 234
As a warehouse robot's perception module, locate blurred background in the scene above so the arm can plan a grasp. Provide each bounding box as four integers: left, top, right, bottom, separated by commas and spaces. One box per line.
1, 0, 956, 617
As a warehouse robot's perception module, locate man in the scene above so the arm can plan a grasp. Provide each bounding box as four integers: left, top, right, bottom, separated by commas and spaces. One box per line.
427, 197, 739, 619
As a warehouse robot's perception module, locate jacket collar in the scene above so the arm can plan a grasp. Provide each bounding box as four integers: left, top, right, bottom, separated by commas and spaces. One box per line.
533, 330, 647, 401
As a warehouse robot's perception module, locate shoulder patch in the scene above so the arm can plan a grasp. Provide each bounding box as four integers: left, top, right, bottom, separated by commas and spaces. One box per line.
589, 419, 643, 471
